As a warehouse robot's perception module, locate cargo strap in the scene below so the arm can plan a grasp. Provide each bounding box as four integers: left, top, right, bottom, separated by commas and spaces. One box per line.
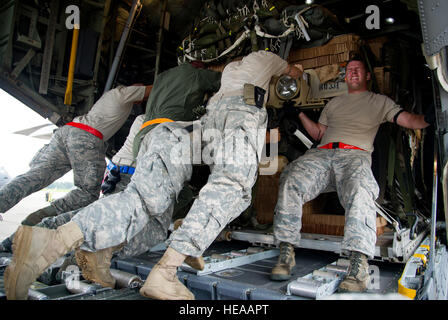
140, 118, 174, 130
66, 122, 103, 140
319, 142, 365, 151
107, 162, 135, 175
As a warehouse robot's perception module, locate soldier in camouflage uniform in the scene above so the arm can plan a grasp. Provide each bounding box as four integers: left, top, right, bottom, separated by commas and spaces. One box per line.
138, 51, 302, 300
0, 115, 145, 253
0, 87, 151, 254
0, 85, 150, 224
1, 62, 220, 256
3, 63, 222, 299
271, 57, 431, 292
3, 50, 301, 300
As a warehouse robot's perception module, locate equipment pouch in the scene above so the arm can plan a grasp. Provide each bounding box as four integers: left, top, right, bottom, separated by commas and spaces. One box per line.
243, 83, 266, 109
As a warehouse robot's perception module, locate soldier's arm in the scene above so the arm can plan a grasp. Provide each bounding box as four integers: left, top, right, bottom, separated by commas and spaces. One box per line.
143, 85, 153, 100
395, 111, 430, 129
283, 64, 303, 79
298, 112, 327, 141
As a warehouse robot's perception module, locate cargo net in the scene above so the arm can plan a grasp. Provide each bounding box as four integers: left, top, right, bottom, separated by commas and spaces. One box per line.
177, 0, 342, 64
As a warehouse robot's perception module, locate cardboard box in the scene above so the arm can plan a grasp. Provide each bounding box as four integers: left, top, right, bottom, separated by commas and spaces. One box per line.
289, 34, 361, 69
366, 36, 388, 62
292, 52, 353, 69
301, 194, 388, 236
301, 213, 388, 236
289, 34, 361, 60
254, 172, 280, 225
374, 66, 392, 95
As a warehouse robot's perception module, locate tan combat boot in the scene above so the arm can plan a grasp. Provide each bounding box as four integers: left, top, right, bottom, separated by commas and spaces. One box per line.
173, 219, 204, 271
139, 247, 195, 300
4, 221, 84, 300
338, 251, 370, 292
75, 244, 123, 288
270, 242, 296, 281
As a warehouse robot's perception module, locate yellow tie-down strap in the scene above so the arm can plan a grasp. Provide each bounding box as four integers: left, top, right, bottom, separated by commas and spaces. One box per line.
140, 118, 173, 130
397, 240, 431, 299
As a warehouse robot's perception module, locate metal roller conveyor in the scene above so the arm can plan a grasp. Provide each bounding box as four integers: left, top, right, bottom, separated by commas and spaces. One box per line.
110, 269, 143, 289
65, 279, 99, 295
27, 289, 50, 300
286, 260, 349, 299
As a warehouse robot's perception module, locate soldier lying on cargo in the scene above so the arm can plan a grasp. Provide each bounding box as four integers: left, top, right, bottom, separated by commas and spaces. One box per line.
3, 50, 302, 300
270, 55, 433, 293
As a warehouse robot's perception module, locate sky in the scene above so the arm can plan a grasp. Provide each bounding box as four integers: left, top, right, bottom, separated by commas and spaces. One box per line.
0, 88, 73, 182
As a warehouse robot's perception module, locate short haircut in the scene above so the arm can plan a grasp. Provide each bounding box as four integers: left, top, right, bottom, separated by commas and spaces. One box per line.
346, 54, 367, 70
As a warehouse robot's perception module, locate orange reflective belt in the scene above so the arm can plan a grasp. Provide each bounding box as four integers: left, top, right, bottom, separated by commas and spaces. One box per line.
140, 118, 174, 130
66, 122, 103, 140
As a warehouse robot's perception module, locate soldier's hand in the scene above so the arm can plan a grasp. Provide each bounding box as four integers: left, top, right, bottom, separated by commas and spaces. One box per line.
101, 168, 120, 194
101, 180, 116, 194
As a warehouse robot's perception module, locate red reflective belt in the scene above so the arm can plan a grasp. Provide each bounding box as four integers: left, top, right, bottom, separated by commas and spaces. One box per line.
66, 122, 103, 140
319, 142, 365, 151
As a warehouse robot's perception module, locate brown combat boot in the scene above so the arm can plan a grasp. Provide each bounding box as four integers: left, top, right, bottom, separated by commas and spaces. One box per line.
270, 242, 296, 281
338, 251, 370, 292
4, 221, 84, 300
75, 244, 123, 288
173, 219, 205, 271
139, 247, 195, 300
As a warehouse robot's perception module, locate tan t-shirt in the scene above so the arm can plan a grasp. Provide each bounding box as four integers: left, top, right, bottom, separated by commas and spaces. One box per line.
111, 114, 144, 166
318, 91, 402, 152
73, 86, 146, 141
210, 50, 288, 105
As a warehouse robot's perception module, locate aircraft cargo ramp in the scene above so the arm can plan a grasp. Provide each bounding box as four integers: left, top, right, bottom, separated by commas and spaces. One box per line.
0, 239, 407, 300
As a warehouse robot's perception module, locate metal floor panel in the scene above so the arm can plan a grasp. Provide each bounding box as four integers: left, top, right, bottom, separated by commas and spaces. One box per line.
111, 241, 339, 299
0, 241, 406, 300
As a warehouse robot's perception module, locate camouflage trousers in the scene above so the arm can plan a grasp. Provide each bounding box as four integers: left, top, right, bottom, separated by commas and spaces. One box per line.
0, 125, 106, 214
71, 96, 266, 258
273, 148, 379, 258
34, 171, 198, 258
167, 96, 267, 257
71, 121, 193, 255
35, 171, 133, 229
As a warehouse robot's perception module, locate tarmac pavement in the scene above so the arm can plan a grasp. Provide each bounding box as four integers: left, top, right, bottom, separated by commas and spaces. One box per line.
0, 190, 67, 239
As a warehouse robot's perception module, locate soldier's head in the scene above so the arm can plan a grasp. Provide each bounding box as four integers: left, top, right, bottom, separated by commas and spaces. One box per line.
345, 55, 370, 93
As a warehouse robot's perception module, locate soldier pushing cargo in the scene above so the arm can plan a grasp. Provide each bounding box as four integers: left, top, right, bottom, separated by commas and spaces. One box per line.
3, 50, 302, 300
0, 85, 151, 224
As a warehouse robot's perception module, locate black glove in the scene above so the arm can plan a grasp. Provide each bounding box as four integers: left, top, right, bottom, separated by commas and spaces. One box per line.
101, 168, 121, 194
283, 103, 301, 120
283, 118, 300, 136
267, 107, 283, 129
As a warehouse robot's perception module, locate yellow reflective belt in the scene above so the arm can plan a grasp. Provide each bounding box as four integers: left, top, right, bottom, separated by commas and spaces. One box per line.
140, 118, 174, 130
